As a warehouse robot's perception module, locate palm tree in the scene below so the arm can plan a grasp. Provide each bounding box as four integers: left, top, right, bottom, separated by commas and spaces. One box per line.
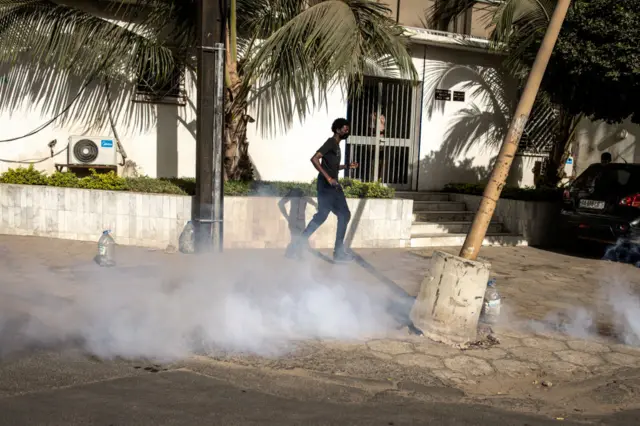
0, 0, 416, 180
428, 0, 580, 187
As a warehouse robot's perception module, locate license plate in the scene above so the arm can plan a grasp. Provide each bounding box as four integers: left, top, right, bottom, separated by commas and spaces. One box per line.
579, 199, 605, 210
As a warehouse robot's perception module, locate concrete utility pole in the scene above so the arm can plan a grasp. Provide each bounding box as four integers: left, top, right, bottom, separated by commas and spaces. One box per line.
459, 0, 572, 261
195, 0, 226, 252
409, 0, 572, 346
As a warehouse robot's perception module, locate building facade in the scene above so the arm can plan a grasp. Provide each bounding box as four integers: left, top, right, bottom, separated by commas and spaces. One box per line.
0, 1, 634, 189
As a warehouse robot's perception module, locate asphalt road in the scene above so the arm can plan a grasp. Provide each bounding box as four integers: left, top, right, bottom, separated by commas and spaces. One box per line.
0, 350, 639, 426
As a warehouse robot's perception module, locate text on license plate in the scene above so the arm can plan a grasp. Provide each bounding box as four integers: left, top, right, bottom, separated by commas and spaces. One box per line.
579, 199, 605, 209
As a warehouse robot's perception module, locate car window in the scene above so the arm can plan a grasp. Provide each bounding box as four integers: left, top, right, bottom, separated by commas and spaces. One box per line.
592, 167, 640, 194
572, 165, 603, 190
573, 165, 640, 194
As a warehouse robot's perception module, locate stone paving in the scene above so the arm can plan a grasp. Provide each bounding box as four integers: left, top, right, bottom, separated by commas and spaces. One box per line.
2, 235, 640, 395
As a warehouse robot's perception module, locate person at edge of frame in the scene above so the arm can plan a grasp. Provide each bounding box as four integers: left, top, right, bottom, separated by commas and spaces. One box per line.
287, 118, 359, 263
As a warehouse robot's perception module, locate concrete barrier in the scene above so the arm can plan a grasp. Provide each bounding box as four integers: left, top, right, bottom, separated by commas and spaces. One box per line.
0, 184, 413, 250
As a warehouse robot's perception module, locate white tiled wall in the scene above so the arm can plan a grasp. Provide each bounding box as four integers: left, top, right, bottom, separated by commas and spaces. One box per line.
0, 184, 413, 249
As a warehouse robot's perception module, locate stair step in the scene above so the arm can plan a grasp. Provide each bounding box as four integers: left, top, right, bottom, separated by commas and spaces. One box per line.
411, 221, 505, 235
410, 234, 527, 248
395, 191, 450, 202
413, 211, 475, 222
412, 201, 467, 212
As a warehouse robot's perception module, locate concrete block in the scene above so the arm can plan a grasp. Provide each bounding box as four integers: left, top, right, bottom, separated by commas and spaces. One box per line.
62, 211, 74, 233
101, 214, 117, 232
127, 193, 137, 217
152, 194, 166, 218
88, 190, 103, 214
410, 250, 491, 346
63, 187, 78, 212
78, 189, 91, 214
102, 191, 118, 216
135, 194, 150, 218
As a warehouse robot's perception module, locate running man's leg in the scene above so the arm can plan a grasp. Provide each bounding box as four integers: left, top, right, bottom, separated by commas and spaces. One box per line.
331, 189, 352, 262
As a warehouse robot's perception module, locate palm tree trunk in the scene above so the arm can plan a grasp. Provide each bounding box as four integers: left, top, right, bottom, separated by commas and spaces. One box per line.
224, 86, 253, 181
222, 1, 253, 181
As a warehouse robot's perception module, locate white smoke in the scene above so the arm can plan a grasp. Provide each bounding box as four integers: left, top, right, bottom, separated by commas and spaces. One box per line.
602, 272, 640, 346
521, 239, 640, 346
0, 249, 407, 362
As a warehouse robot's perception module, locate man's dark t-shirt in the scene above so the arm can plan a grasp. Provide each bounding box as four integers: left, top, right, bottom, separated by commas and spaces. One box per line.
317, 138, 341, 181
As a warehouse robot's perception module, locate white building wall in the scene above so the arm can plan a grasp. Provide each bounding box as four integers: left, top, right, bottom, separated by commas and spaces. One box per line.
573, 118, 640, 176
0, 62, 347, 182
245, 86, 348, 182
0, 64, 198, 179
0, 42, 527, 189
411, 45, 521, 191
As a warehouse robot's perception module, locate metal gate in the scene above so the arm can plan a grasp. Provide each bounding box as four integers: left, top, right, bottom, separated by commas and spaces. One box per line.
346, 77, 421, 190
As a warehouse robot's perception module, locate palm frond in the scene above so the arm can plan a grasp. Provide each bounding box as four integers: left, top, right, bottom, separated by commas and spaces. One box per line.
0, 0, 415, 138
243, 0, 416, 136
0, 0, 194, 136
0, 1, 191, 85
489, 0, 556, 72
426, 0, 476, 30
423, 62, 513, 157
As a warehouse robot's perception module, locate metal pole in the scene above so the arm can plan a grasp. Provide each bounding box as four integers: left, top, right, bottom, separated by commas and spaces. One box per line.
195, 0, 225, 253
211, 43, 225, 251
373, 82, 382, 182
459, 0, 571, 261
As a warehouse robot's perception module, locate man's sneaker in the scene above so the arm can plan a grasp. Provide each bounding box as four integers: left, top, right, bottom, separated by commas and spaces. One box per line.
333, 249, 354, 263
285, 238, 308, 260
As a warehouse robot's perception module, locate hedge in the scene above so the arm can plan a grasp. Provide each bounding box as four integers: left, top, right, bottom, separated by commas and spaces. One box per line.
444, 182, 563, 202
0, 166, 395, 199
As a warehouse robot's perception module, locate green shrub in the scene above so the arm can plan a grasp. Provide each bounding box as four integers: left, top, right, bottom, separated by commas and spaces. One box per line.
0, 166, 396, 199
226, 180, 252, 196
251, 181, 315, 197
77, 170, 127, 191
443, 182, 562, 202
340, 178, 395, 199
125, 176, 186, 195
165, 177, 196, 195
0, 165, 48, 185
47, 171, 80, 188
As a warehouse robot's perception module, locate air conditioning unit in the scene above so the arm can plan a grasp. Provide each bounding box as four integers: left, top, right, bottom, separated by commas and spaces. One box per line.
68, 136, 118, 166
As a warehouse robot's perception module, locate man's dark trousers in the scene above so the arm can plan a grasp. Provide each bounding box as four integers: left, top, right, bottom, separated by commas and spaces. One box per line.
300, 178, 351, 251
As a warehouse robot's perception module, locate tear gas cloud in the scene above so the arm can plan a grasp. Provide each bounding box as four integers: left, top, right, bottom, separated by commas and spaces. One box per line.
514, 239, 640, 346
0, 250, 410, 361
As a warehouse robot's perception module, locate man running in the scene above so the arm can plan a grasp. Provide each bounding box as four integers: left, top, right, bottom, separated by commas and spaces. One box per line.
289, 118, 358, 262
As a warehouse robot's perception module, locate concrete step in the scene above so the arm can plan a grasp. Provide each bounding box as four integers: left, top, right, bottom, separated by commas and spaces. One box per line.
411, 221, 505, 236
409, 233, 527, 248
395, 191, 450, 202
413, 211, 475, 222
412, 201, 467, 212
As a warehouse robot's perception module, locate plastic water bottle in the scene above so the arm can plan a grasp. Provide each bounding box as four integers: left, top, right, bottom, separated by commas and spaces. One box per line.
96, 230, 116, 267
481, 278, 501, 324
179, 221, 196, 254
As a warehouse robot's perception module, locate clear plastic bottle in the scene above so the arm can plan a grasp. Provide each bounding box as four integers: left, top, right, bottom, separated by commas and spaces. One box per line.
481, 278, 501, 324
179, 221, 196, 254
96, 230, 116, 267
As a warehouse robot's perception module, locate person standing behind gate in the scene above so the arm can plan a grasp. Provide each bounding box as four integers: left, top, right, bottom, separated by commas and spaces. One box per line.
288, 118, 359, 262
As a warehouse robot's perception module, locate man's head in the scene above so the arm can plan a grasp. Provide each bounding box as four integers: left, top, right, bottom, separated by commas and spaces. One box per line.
601, 152, 612, 164
331, 118, 350, 140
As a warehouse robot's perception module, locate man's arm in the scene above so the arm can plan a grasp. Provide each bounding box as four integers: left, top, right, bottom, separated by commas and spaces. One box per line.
339, 163, 358, 170
311, 140, 336, 183
311, 152, 333, 182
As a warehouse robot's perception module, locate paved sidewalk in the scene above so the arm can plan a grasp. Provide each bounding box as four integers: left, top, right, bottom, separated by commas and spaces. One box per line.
2, 235, 640, 418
